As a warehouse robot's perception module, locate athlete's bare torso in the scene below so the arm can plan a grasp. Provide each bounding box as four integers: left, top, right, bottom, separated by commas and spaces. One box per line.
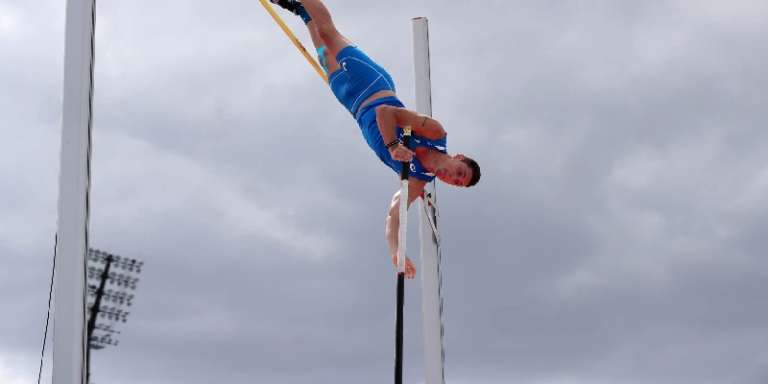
360, 89, 397, 110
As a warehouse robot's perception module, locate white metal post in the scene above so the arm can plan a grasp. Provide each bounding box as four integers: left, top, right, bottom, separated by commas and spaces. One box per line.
54, 0, 95, 383
412, 17, 446, 384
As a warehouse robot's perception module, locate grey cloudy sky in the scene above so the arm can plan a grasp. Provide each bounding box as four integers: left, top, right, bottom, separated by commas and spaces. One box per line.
2, 0, 768, 383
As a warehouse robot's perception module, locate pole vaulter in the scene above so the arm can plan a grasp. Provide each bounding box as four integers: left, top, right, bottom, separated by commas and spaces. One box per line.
260, 1, 482, 382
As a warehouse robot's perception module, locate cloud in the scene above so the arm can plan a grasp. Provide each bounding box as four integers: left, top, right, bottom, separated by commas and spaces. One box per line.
0, 354, 33, 384
0, 8, 19, 35
90, 130, 340, 258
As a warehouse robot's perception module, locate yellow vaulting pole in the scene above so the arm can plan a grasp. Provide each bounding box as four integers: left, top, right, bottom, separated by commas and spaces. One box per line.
258, 0, 329, 82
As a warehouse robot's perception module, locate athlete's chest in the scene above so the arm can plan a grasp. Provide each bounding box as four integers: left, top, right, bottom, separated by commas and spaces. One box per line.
414, 147, 433, 168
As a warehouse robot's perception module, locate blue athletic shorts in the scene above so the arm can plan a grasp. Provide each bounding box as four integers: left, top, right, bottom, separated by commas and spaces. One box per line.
329, 45, 397, 118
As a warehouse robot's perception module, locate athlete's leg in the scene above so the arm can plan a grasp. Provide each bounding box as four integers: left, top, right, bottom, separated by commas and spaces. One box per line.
272, 0, 396, 115
300, 0, 351, 55
271, 0, 351, 74
304, 19, 342, 74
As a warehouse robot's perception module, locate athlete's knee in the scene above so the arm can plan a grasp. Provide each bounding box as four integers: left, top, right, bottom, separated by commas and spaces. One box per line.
316, 23, 341, 43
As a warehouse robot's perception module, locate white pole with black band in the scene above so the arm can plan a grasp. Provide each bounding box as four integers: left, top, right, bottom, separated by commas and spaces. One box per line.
395, 126, 412, 384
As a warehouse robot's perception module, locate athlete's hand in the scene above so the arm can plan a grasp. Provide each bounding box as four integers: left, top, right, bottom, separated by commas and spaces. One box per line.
389, 144, 415, 162
391, 254, 416, 279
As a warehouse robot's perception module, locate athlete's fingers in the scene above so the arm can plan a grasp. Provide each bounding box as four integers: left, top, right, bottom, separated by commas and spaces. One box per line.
406, 260, 416, 279
405, 258, 416, 279
397, 147, 414, 162
392, 255, 415, 278
394, 151, 410, 162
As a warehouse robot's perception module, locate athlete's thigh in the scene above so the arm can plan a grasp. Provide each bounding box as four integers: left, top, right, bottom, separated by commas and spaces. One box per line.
322, 34, 353, 73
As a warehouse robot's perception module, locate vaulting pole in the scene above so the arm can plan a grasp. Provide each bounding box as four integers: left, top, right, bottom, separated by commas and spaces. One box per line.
258, 0, 328, 82
395, 126, 412, 384
54, 0, 94, 383
413, 17, 446, 384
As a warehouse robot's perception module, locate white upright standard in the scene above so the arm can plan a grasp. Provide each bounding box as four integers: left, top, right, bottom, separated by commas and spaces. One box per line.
413, 17, 446, 384
54, 0, 95, 383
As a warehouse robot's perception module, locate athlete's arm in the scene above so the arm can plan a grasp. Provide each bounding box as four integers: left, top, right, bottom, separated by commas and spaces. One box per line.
376, 105, 446, 140
385, 179, 426, 278
376, 105, 414, 162
376, 105, 446, 162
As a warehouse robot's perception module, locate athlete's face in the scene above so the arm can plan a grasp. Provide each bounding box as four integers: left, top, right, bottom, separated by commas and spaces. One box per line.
435, 154, 472, 187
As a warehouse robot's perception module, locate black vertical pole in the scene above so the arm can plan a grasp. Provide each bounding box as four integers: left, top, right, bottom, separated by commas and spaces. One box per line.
395, 273, 405, 384
395, 128, 412, 384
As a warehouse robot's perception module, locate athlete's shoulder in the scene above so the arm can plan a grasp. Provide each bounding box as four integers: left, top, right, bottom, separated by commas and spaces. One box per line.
412, 114, 446, 140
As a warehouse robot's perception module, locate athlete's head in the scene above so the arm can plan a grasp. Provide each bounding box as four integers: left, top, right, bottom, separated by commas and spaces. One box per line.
435, 154, 481, 187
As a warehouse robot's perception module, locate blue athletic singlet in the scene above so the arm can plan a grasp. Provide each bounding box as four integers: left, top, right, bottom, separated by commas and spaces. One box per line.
356, 97, 447, 182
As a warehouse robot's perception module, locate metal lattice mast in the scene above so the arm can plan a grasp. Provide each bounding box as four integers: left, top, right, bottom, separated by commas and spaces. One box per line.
86, 249, 144, 383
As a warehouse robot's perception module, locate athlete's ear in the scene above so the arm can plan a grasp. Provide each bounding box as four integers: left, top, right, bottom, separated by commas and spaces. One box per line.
455, 154, 466, 161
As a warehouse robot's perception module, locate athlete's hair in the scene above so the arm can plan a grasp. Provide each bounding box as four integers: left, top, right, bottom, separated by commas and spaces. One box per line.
461, 157, 481, 187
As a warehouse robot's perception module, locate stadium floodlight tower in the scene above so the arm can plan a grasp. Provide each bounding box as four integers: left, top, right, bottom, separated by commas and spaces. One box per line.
85, 249, 143, 384
86, 249, 144, 350
54, 0, 95, 383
